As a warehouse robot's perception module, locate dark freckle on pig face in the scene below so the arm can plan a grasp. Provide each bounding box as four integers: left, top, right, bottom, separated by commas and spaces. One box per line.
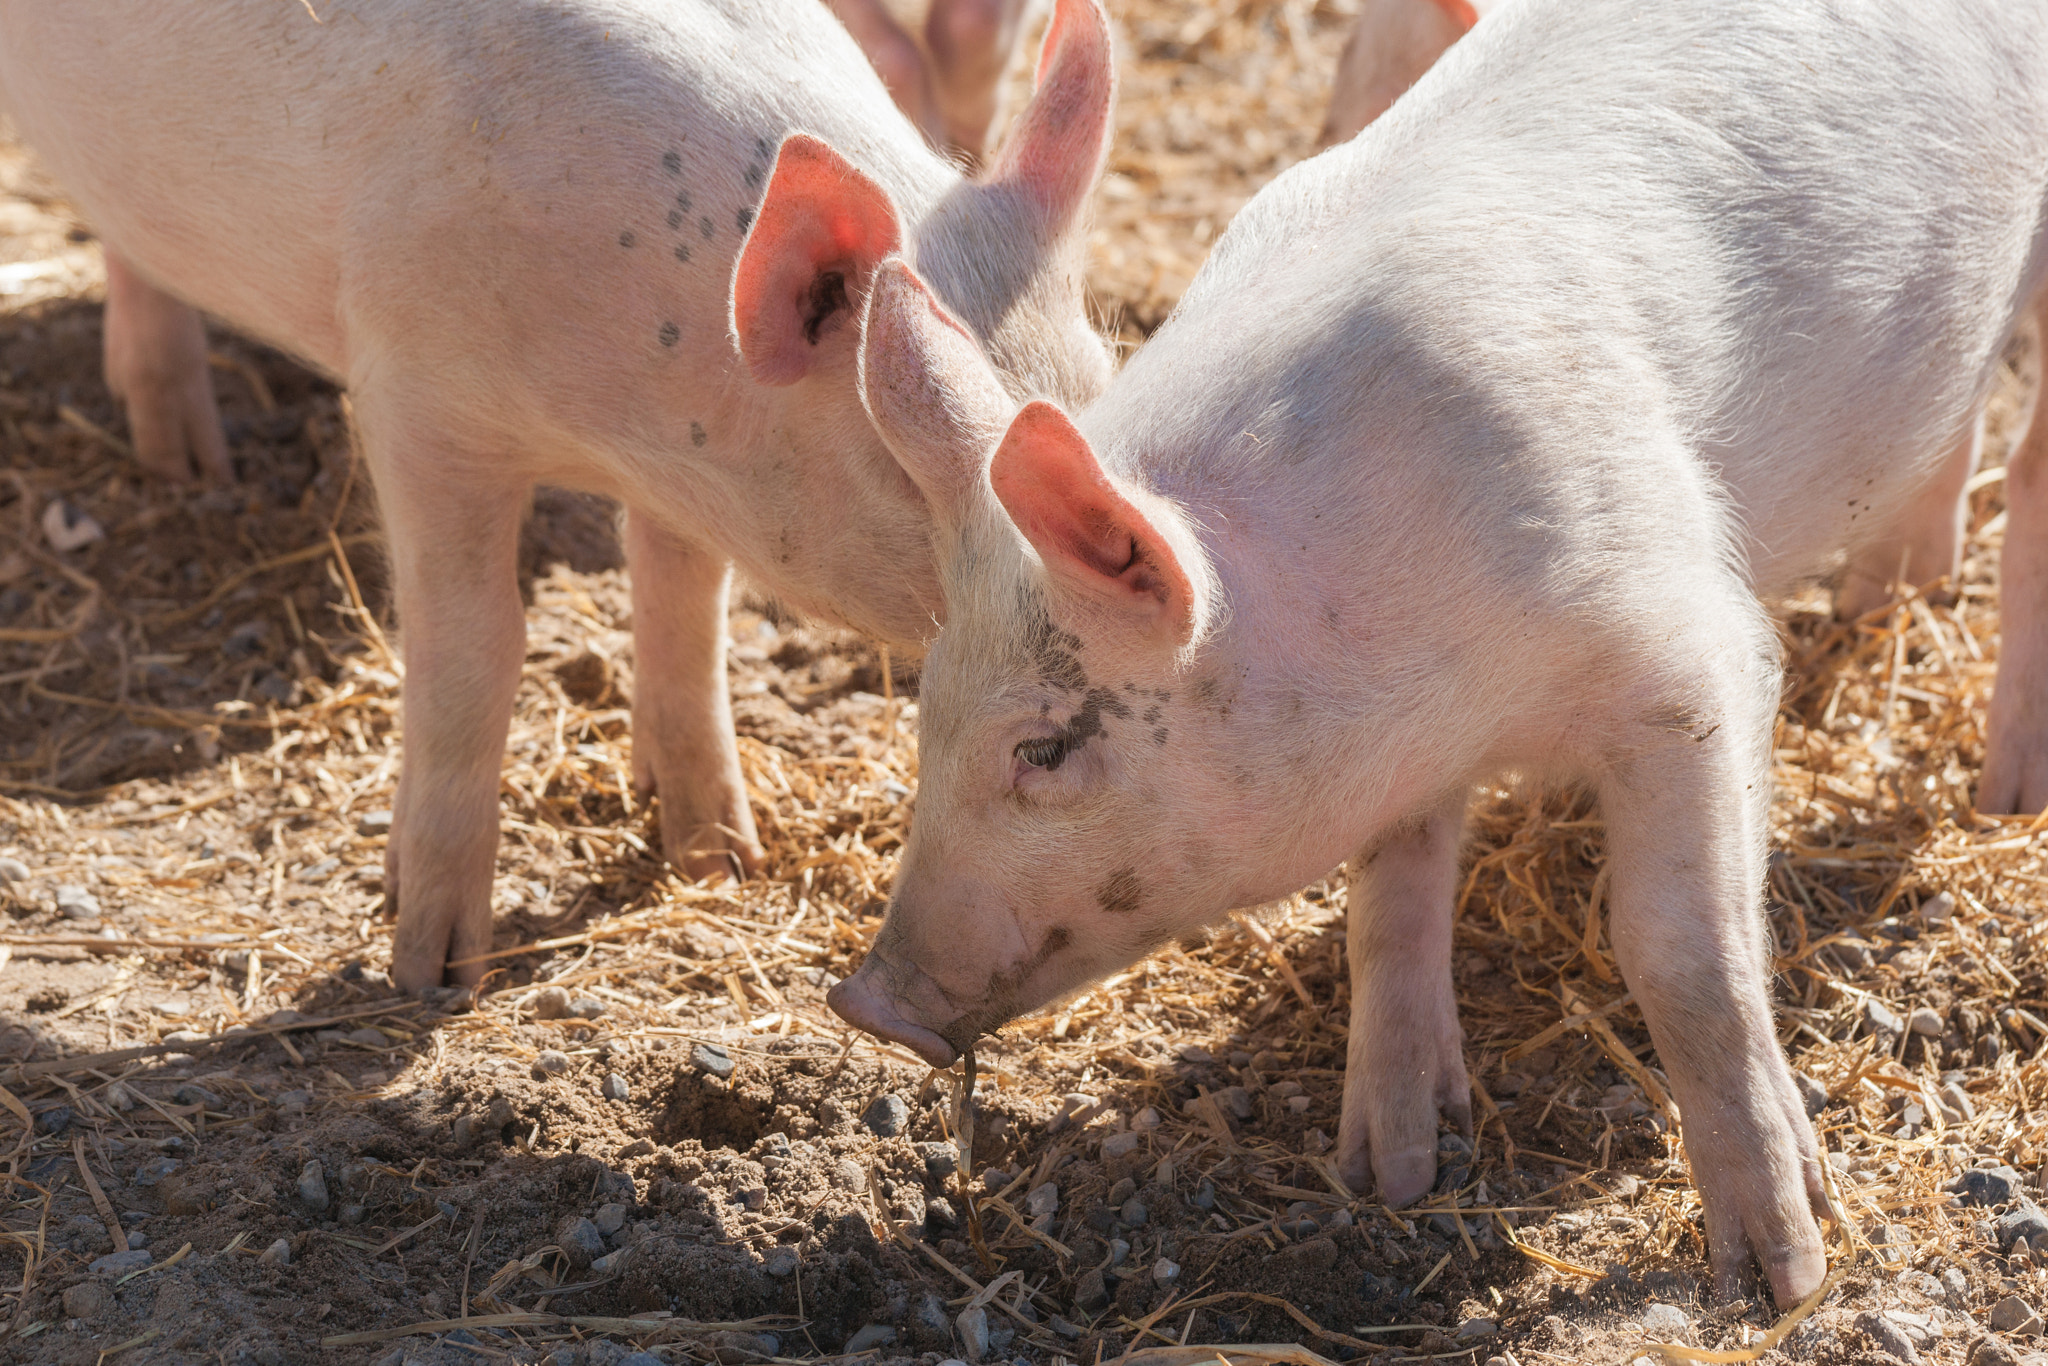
743, 162, 765, 189
1097, 868, 1141, 915
663, 150, 682, 173
675, 189, 693, 212
699, 217, 715, 238
1141, 706, 1161, 725
668, 209, 684, 229
658, 322, 680, 347
690, 421, 707, 447
1152, 727, 1169, 745
618, 230, 637, 248
675, 244, 692, 263
737, 207, 755, 232
1041, 925, 1072, 956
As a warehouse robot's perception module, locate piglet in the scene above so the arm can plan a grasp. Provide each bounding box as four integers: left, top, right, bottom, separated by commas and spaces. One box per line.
835, 0, 2048, 1306
1319, 0, 1504, 146
0, 0, 1116, 988
828, 0, 1035, 158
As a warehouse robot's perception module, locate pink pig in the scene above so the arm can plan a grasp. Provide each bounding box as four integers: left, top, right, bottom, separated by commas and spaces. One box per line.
834, 0, 2048, 1308
1319, 0, 1505, 147
0, 0, 1116, 989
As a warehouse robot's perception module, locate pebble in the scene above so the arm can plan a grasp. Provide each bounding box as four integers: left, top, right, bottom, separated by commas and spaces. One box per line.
1213, 1086, 1253, 1119
531, 1050, 571, 1079
1998, 1203, 2048, 1252
133, 1157, 180, 1187
1794, 1072, 1829, 1116
1968, 1340, 2023, 1366
530, 985, 572, 1019
843, 1325, 897, 1353
594, 1203, 629, 1236
1920, 891, 1956, 927
0, 857, 28, 882
1855, 1310, 1921, 1363
1026, 1182, 1059, 1217
1048, 1316, 1083, 1340
34, 1106, 70, 1135
54, 884, 101, 919
1942, 1083, 1978, 1123
62, 1281, 113, 1318
173, 1084, 223, 1110
1990, 1295, 2043, 1335
918, 1141, 960, 1180
558, 1216, 606, 1266
88, 1249, 151, 1276
1641, 1303, 1691, 1340
1943, 1267, 1970, 1301
1864, 998, 1906, 1037
957, 1304, 990, 1362
258, 1238, 291, 1267
275, 1089, 312, 1116
1956, 1167, 2028, 1208
1176, 1044, 1215, 1064
765, 1247, 799, 1277
691, 1042, 735, 1079
591, 1248, 630, 1275
297, 1160, 330, 1212
1074, 1268, 1109, 1312
862, 1094, 909, 1138
1153, 1257, 1180, 1283
832, 1158, 866, 1191
346, 1028, 387, 1047
1131, 1106, 1163, 1131
126, 1230, 146, 1250
1119, 1197, 1149, 1226
1909, 1007, 1945, 1038
1456, 1318, 1498, 1340
1108, 1237, 1130, 1266
1101, 1131, 1142, 1159
602, 1073, 630, 1102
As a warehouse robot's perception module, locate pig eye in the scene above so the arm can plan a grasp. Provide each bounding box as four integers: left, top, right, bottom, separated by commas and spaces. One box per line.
1014, 736, 1070, 771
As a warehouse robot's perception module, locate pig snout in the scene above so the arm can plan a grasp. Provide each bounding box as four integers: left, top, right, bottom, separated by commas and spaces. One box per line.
827, 949, 963, 1067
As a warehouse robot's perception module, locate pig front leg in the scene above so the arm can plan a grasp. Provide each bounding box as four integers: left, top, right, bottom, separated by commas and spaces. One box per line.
1600, 652, 1827, 1305
101, 250, 233, 483
1836, 415, 1982, 619
1336, 795, 1471, 1205
624, 511, 765, 882
362, 412, 532, 993
1982, 289, 2048, 814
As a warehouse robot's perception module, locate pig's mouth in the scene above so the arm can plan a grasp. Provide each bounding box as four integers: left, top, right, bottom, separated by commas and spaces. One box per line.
827, 962, 961, 1067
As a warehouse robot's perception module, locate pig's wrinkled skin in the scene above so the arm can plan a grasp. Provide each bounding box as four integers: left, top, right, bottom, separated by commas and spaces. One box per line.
1318, 0, 1497, 147
826, 0, 1034, 158
833, 0, 2048, 1307
0, 0, 1115, 989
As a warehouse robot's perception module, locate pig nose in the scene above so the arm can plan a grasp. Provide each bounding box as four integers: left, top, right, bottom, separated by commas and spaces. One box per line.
827, 962, 959, 1067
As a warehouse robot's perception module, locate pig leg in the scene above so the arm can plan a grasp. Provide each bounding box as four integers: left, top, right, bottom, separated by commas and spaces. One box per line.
1336, 794, 1471, 1205
1318, 0, 1468, 148
101, 250, 232, 483
925, 0, 1029, 159
1836, 415, 1982, 619
624, 510, 765, 881
362, 413, 531, 993
1599, 648, 1826, 1305
1981, 287, 2048, 813
823, 0, 943, 145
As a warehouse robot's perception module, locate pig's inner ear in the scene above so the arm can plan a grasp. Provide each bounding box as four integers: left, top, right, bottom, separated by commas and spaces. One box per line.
985, 0, 1115, 233
991, 401, 1198, 643
731, 134, 903, 386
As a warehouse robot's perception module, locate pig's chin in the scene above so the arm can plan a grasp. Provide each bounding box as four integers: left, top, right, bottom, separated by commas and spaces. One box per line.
826, 973, 959, 1067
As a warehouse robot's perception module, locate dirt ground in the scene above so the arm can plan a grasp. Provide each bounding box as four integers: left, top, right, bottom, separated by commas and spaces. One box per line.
3, 2, 2048, 1365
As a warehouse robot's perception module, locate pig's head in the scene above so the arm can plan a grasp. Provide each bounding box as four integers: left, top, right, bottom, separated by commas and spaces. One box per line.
828, 268, 1255, 1065
723, 0, 1116, 649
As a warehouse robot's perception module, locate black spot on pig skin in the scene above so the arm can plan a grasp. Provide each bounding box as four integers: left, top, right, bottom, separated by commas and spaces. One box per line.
662, 150, 683, 174
658, 322, 680, 347
1096, 869, 1141, 916
1151, 727, 1169, 745
618, 230, 637, 248
737, 207, 755, 232
699, 217, 716, 238
675, 189, 693, 212
1041, 925, 1072, 955
690, 422, 707, 448
675, 244, 692, 264
668, 209, 685, 229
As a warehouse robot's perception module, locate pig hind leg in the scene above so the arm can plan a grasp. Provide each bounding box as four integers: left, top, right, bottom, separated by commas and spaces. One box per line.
1336, 794, 1471, 1206
1982, 286, 2048, 814
101, 251, 232, 483
357, 398, 532, 992
1835, 414, 1982, 620
1598, 617, 1826, 1306
925, 0, 1030, 159
825, 0, 944, 145
624, 511, 765, 882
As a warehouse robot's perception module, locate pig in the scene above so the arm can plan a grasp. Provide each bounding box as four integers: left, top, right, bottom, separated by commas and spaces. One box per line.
0, 0, 1116, 989
1318, 0, 1503, 147
832, 0, 2048, 1307
826, 0, 1036, 158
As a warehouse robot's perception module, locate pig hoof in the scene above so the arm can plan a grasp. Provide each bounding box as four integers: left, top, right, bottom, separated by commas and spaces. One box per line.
121, 383, 233, 484
1373, 1147, 1438, 1208
673, 825, 764, 882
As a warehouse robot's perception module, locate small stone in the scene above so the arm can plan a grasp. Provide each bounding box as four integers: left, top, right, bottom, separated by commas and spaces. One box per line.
1969, 1339, 2023, 1366
1213, 1086, 1253, 1119
1865, 998, 1906, 1037
691, 1042, 735, 1079
1920, 892, 1957, 927
1942, 1083, 1978, 1123
558, 1216, 605, 1267
569, 996, 606, 1019
591, 1247, 630, 1275
258, 1237, 291, 1266
1641, 1303, 1691, 1340
1286, 1094, 1311, 1113
1131, 1106, 1163, 1131
1909, 1007, 1945, 1038
862, 1094, 910, 1138
1456, 1318, 1498, 1340
531, 986, 572, 1019
531, 1050, 571, 1079
161, 1029, 208, 1048
765, 1247, 799, 1276
297, 1160, 330, 1212
832, 1158, 866, 1191
54, 884, 101, 919
1119, 1198, 1149, 1226
173, 1084, 223, 1110
0, 857, 28, 882
1108, 1237, 1130, 1266
1075, 1267, 1109, 1311
1958, 1167, 2029, 1208
738, 1187, 766, 1211
594, 1203, 629, 1236
1990, 1295, 2043, 1335
340, 1204, 364, 1225
1026, 1182, 1059, 1217
42, 499, 104, 552
1997, 1203, 2048, 1252
133, 1157, 179, 1187
957, 1304, 990, 1362
1153, 1257, 1180, 1283
1857, 1310, 1921, 1363
602, 1073, 630, 1102
35, 1105, 70, 1135
346, 1027, 387, 1047
62, 1280, 113, 1318
89, 1249, 151, 1276
1794, 1072, 1829, 1117
844, 1325, 897, 1353
1943, 1267, 1970, 1301
1176, 1044, 1215, 1064
1101, 1131, 1142, 1159
918, 1141, 960, 1179
104, 1081, 137, 1112
1048, 1316, 1083, 1340
126, 1230, 146, 1249
275, 1090, 312, 1116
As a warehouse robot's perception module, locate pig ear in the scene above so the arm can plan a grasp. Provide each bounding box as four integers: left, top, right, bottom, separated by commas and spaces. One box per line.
991, 401, 1202, 645
859, 259, 1013, 515
731, 134, 904, 386
984, 0, 1115, 232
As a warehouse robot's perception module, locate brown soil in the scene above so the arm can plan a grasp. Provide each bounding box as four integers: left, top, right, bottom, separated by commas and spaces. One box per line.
2, 1, 2047, 1364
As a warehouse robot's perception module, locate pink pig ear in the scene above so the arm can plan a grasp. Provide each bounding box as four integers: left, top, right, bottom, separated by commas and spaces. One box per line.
859, 259, 1013, 515
731, 134, 903, 385
991, 401, 1201, 645
984, 0, 1115, 232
